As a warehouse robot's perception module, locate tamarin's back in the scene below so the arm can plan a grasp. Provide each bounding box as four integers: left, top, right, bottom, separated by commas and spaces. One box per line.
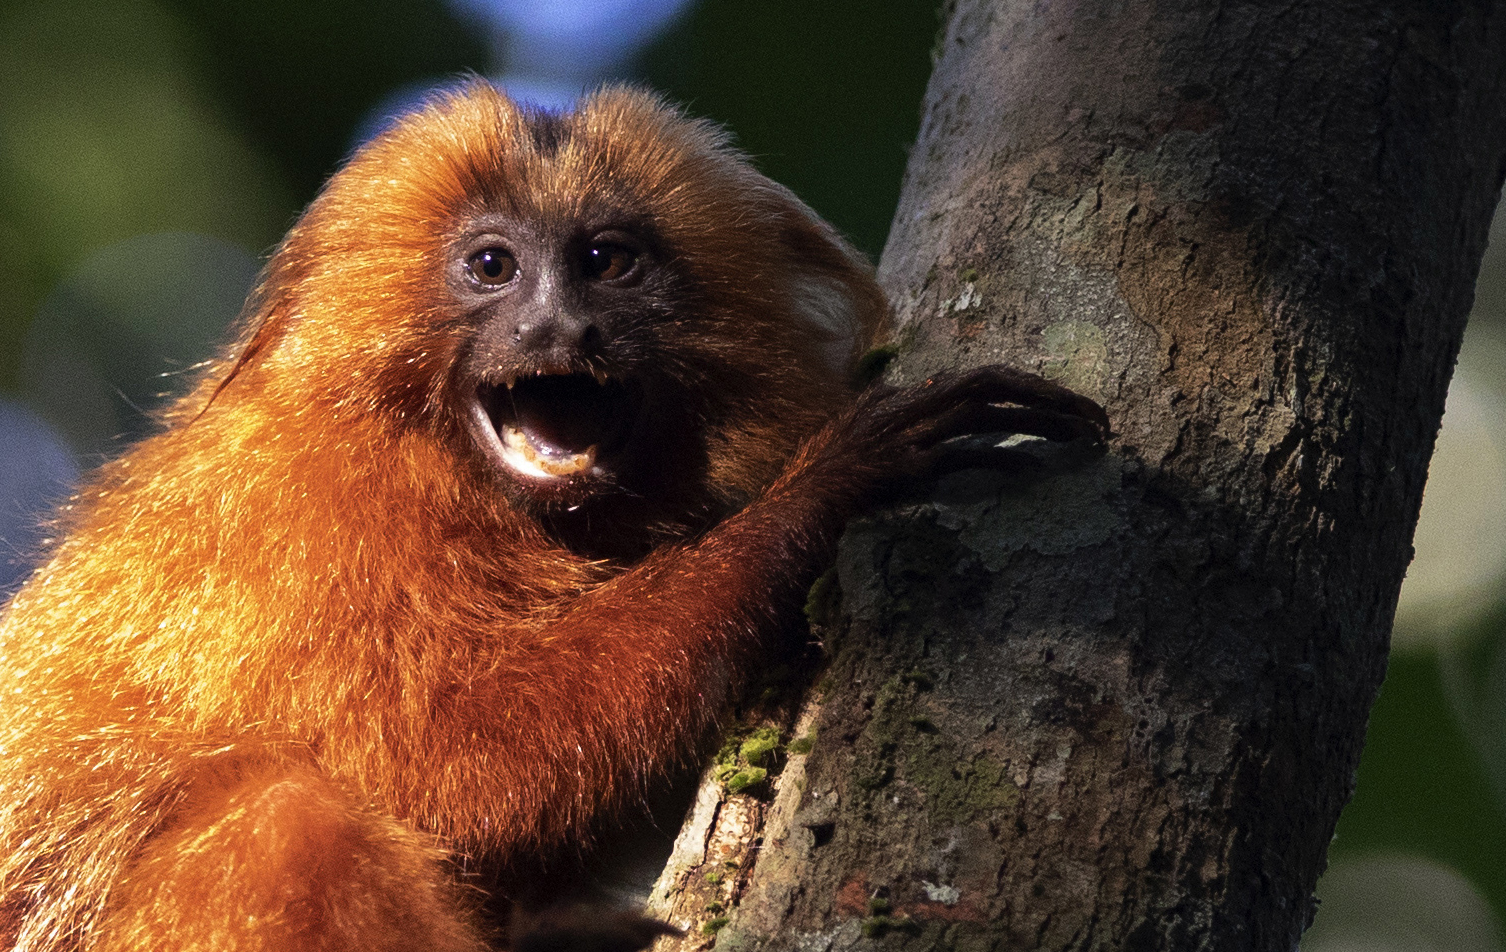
0, 84, 1105, 951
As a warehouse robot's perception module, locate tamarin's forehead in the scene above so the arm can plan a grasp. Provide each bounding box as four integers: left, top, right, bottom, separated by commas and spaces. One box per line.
345, 83, 742, 235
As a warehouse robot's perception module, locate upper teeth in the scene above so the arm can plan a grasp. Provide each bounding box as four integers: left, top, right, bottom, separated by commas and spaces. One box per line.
500, 369, 612, 389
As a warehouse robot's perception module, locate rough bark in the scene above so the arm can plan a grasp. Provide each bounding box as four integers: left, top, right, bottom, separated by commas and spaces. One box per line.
649, 1, 1506, 949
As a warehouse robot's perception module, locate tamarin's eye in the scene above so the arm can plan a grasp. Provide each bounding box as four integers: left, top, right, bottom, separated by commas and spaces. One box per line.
466, 248, 519, 287
584, 244, 637, 281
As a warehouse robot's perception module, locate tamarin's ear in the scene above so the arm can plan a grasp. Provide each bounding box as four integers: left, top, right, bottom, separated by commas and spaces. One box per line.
773, 204, 890, 375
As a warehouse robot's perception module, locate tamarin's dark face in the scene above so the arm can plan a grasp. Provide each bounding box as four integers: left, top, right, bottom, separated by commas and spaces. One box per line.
455, 221, 653, 486
450, 206, 689, 507
235, 85, 884, 541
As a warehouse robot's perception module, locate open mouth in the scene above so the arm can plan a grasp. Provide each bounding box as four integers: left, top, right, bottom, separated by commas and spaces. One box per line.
472, 372, 642, 481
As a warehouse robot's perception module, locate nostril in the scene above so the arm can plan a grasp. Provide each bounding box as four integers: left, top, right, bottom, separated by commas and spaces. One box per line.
516, 321, 557, 350
580, 324, 603, 352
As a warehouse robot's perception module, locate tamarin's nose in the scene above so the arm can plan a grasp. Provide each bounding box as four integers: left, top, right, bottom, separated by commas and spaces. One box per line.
514, 314, 602, 356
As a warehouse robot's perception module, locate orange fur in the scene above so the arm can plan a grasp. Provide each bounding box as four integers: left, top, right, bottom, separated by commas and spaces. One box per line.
0, 84, 1103, 950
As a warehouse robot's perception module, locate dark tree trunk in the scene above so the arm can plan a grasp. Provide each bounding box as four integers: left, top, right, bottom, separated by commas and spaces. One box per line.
648, 1, 1506, 949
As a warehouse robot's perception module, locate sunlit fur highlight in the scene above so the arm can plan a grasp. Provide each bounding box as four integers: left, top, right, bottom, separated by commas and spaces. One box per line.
0, 84, 889, 950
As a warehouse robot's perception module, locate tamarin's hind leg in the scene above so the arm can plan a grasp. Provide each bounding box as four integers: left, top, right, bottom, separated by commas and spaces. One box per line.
94, 765, 487, 952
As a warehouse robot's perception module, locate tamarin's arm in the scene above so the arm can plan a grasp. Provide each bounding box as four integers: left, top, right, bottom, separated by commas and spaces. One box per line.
438, 368, 1107, 836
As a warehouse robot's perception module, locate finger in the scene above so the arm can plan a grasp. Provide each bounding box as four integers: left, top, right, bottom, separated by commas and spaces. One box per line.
911, 403, 1105, 449
914, 368, 1110, 438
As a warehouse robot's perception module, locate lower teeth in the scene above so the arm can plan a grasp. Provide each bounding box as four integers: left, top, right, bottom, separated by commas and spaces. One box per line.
501, 427, 597, 478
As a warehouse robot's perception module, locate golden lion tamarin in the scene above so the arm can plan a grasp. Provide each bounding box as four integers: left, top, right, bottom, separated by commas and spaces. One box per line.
0, 84, 1105, 950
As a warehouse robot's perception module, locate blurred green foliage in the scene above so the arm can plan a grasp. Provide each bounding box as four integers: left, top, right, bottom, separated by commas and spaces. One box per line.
0, 0, 486, 393
1331, 624, 1506, 921
638, 0, 939, 258
153, 0, 488, 203
0, 0, 278, 388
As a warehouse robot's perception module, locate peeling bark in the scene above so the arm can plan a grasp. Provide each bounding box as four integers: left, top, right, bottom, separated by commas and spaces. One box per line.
653, 1, 1506, 949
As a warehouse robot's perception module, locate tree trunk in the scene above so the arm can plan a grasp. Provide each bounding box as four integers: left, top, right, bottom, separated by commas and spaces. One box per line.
647, 1, 1506, 949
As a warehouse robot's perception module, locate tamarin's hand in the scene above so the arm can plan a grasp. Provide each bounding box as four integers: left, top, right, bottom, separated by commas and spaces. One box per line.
814, 365, 1108, 497
0, 83, 1106, 952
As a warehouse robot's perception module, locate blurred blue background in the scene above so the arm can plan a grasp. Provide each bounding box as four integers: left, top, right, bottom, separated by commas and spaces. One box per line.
0, 2, 1501, 946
